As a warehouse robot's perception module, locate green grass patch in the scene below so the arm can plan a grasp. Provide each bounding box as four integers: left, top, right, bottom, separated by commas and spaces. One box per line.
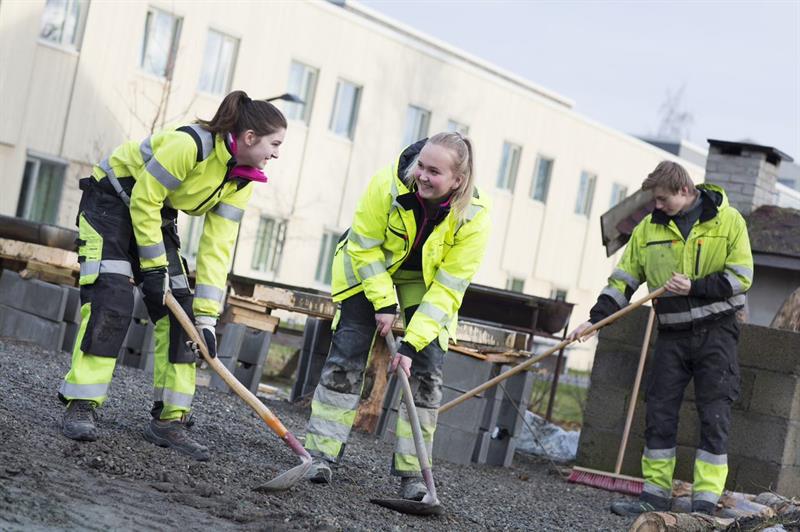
527, 376, 587, 428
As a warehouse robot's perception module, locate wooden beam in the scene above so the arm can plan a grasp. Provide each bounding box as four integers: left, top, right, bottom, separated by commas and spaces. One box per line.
221, 305, 280, 332
0, 237, 79, 271
353, 338, 391, 434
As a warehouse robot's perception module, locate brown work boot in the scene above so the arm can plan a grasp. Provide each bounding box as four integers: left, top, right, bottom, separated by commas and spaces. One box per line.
143, 417, 210, 461
62, 400, 98, 441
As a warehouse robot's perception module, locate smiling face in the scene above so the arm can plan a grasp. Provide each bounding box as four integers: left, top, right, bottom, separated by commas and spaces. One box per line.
235, 128, 286, 169
651, 185, 696, 216
412, 143, 463, 203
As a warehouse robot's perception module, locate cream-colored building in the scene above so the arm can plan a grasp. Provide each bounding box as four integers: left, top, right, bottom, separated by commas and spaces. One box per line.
0, 0, 704, 369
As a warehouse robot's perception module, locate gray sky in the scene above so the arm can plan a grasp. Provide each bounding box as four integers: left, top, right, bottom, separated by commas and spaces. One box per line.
360, 0, 800, 160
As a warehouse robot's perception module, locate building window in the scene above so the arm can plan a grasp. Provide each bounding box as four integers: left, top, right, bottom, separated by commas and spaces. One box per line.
506, 277, 525, 293
16, 156, 65, 225
251, 216, 286, 273
575, 171, 597, 217
315, 231, 339, 285
610, 182, 628, 208
496, 142, 522, 191
285, 61, 318, 123
329, 79, 362, 139
446, 119, 469, 136
402, 105, 431, 147
39, 0, 89, 49
182, 216, 203, 266
530, 156, 554, 203
140, 7, 182, 78
550, 288, 568, 302
198, 30, 238, 95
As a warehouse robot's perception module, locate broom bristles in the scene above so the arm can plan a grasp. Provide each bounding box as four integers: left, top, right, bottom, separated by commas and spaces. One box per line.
567, 468, 644, 496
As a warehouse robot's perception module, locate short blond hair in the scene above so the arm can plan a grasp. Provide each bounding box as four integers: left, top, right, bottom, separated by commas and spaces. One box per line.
641, 161, 695, 194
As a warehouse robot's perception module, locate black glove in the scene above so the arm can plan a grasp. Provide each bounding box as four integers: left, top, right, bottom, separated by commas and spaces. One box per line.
140, 267, 169, 321
188, 316, 217, 359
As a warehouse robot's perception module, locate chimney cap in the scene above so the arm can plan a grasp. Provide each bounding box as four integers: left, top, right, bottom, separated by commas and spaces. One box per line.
707, 138, 794, 164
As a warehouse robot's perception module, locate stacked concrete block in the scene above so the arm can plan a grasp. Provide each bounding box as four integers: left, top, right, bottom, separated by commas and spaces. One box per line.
210, 322, 273, 395
705, 141, 781, 216
61, 285, 81, 352
117, 288, 155, 371
577, 306, 800, 495
290, 317, 333, 402
0, 270, 69, 351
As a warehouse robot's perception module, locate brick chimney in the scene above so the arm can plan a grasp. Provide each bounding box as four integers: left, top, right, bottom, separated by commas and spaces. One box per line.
704, 139, 792, 215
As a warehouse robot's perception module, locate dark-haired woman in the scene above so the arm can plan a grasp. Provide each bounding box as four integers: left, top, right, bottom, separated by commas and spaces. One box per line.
58, 91, 286, 461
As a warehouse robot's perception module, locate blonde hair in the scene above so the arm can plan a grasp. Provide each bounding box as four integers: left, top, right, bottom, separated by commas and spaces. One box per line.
403, 132, 476, 222
641, 160, 695, 194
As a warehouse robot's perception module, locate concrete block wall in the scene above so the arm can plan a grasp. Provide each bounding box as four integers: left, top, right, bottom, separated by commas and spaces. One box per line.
705, 144, 780, 215
0, 270, 69, 351
577, 306, 800, 496
210, 322, 273, 395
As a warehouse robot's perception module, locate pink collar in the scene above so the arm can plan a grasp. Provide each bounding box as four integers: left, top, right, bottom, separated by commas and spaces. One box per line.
229, 134, 268, 183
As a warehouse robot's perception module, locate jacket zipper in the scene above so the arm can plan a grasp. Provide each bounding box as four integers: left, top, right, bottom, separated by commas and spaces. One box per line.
191, 161, 235, 214
695, 241, 703, 276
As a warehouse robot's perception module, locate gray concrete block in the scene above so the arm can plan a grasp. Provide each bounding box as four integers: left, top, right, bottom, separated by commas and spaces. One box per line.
575, 426, 645, 477
62, 286, 81, 324
582, 384, 630, 432
439, 386, 487, 433
748, 371, 800, 419
474, 430, 517, 467
0, 270, 68, 322
431, 424, 480, 465
729, 456, 784, 494
62, 321, 79, 353
590, 341, 647, 391
0, 304, 66, 351
738, 324, 800, 375
596, 306, 653, 345
728, 411, 792, 463
442, 352, 494, 393
132, 287, 149, 320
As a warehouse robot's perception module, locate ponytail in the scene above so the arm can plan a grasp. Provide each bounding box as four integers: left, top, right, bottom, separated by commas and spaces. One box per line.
197, 90, 287, 137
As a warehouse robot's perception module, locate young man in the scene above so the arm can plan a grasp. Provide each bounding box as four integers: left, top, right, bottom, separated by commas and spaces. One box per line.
569, 161, 753, 516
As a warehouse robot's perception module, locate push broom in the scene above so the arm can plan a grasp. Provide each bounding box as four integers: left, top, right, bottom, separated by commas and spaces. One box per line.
567, 304, 656, 495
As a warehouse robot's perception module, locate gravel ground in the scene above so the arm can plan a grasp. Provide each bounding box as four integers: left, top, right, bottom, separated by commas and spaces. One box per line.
0, 337, 633, 531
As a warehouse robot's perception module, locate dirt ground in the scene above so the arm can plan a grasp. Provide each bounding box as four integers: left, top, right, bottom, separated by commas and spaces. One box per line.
0, 337, 634, 531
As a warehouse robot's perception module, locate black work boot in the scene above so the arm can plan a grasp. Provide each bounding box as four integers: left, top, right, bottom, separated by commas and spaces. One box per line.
143, 417, 210, 461
692, 500, 717, 515
62, 400, 98, 441
305, 459, 333, 484
610, 494, 671, 516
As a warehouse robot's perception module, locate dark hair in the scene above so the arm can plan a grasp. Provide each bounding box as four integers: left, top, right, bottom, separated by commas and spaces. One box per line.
196, 90, 287, 137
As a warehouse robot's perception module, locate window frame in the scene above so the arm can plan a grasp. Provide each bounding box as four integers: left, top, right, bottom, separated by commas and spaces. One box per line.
16, 153, 67, 225
610, 182, 628, 208
140, 7, 183, 79
496, 141, 522, 191
575, 170, 598, 217
314, 230, 340, 285
251, 216, 287, 274
329, 78, 362, 139
402, 104, 431, 146
38, 0, 90, 50
197, 28, 239, 96
446, 119, 470, 136
506, 277, 525, 293
285, 60, 319, 124
530, 155, 555, 203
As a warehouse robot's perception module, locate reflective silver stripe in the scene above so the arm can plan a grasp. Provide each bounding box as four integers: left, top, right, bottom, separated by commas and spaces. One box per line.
693, 491, 720, 504
658, 294, 747, 324
195, 284, 224, 303
418, 301, 450, 326
212, 203, 244, 223
455, 204, 483, 234
724, 271, 744, 295
170, 274, 189, 290
611, 268, 640, 291
60, 381, 109, 399
358, 261, 386, 280
396, 405, 436, 456
696, 449, 727, 465
140, 136, 153, 162
644, 447, 676, 460
99, 158, 131, 207
434, 268, 469, 293
643, 482, 672, 499
162, 388, 193, 408
146, 157, 182, 190
81, 260, 133, 278
315, 386, 361, 411
349, 230, 382, 250
138, 241, 166, 259
726, 264, 753, 280
342, 247, 358, 286
395, 434, 433, 458
600, 286, 628, 308
186, 124, 215, 160
307, 416, 352, 443
384, 250, 394, 267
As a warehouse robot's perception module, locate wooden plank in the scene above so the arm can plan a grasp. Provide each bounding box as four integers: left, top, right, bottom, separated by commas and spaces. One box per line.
0, 237, 79, 271
227, 294, 269, 313
455, 320, 529, 350
19, 261, 77, 286
252, 285, 338, 318
221, 306, 279, 332
353, 338, 391, 434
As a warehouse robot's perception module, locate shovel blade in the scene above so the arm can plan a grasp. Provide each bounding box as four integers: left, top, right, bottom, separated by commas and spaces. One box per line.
256, 458, 312, 492
370, 497, 443, 516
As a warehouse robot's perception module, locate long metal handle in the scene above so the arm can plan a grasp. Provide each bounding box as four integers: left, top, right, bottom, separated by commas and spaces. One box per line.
386, 331, 438, 502
439, 287, 666, 414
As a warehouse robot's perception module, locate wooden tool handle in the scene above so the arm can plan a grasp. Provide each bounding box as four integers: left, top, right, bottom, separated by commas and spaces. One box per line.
439, 287, 666, 414
165, 292, 289, 438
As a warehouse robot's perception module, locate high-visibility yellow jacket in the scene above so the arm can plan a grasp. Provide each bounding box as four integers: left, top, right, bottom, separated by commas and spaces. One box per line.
330, 145, 492, 352
91, 124, 250, 318
592, 184, 753, 329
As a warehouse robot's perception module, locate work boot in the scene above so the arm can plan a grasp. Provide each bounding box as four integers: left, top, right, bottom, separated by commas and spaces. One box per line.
143, 417, 210, 461
305, 459, 332, 484
610, 496, 670, 516
692, 500, 717, 515
62, 400, 98, 441
399, 477, 427, 501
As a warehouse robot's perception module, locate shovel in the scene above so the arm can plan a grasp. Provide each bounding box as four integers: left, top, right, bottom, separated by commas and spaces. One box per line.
166, 292, 311, 491
370, 331, 443, 516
